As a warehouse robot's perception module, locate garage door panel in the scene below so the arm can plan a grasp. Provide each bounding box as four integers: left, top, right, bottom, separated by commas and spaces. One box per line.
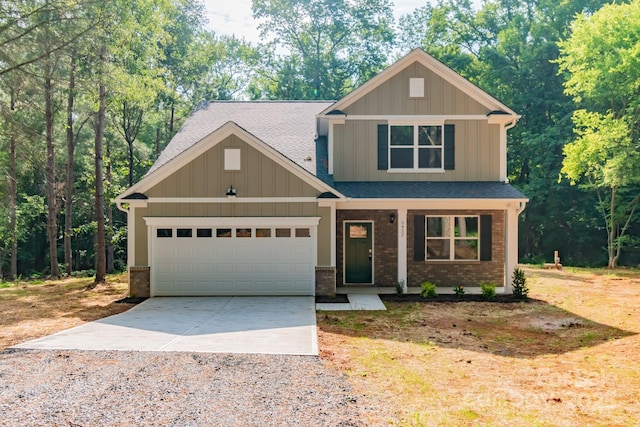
151, 220, 316, 296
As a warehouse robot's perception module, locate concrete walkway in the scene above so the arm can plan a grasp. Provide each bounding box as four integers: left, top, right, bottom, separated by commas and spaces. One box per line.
315, 294, 387, 311
12, 297, 318, 355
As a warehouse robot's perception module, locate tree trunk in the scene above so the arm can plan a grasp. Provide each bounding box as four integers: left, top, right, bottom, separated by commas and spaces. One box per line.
155, 127, 161, 159
64, 55, 76, 277
607, 187, 617, 268
94, 45, 107, 284
45, 67, 60, 278
105, 136, 114, 273
9, 91, 18, 280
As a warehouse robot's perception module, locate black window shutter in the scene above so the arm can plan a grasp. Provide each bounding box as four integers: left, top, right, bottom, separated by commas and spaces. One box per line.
414, 215, 425, 261
444, 124, 455, 170
480, 215, 492, 261
377, 124, 388, 170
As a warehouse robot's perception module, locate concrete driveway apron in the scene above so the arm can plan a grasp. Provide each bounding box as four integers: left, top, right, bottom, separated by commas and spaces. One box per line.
12, 297, 318, 355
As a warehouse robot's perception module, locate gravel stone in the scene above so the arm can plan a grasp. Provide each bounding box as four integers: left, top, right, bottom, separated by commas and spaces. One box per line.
0, 349, 364, 426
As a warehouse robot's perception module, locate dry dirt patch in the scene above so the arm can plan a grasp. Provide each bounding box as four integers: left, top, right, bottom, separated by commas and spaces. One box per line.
0, 274, 131, 350
318, 266, 640, 426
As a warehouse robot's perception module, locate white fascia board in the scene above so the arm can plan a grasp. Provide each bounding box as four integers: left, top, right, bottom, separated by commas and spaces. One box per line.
144, 197, 319, 204
320, 48, 518, 117
343, 115, 488, 122
336, 198, 528, 210
116, 121, 344, 201
144, 217, 321, 227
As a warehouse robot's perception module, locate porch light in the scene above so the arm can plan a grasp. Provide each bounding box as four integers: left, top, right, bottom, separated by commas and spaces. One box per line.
390, 213, 395, 224
226, 186, 237, 198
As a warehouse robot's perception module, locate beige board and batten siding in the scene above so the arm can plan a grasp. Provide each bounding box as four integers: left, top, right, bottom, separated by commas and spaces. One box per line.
134, 134, 332, 266
343, 61, 489, 116
146, 134, 319, 198
332, 61, 502, 182
333, 119, 500, 182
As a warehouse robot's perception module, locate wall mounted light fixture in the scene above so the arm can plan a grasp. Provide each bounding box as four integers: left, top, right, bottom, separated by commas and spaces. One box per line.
390, 213, 396, 224
226, 185, 237, 198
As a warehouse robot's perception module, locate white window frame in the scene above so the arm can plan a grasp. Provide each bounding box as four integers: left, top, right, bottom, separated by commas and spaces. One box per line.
425, 215, 480, 261
388, 122, 445, 172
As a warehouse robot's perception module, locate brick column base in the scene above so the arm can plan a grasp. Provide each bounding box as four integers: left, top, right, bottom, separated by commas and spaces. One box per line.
315, 266, 336, 297
129, 266, 150, 297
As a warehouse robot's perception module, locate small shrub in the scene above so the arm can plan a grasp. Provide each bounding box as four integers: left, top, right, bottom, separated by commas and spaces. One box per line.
420, 281, 437, 299
395, 279, 405, 295
512, 267, 529, 300
453, 285, 465, 297
480, 282, 496, 301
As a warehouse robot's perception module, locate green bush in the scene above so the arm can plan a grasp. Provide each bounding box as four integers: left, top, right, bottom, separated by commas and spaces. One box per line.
512, 267, 529, 300
453, 285, 465, 297
420, 281, 437, 299
480, 282, 496, 301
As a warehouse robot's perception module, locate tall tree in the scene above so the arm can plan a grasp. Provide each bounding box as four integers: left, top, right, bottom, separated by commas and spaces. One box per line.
251, 0, 394, 99
558, 0, 640, 267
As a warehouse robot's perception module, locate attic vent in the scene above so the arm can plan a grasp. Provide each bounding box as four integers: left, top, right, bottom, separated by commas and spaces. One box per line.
409, 78, 425, 98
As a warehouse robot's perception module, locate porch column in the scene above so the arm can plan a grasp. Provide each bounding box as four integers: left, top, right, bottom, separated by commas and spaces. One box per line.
127, 205, 135, 267
330, 202, 336, 266
505, 202, 525, 293
397, 208, 408, 292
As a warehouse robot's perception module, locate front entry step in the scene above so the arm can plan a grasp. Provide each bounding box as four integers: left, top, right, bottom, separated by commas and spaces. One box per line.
316, 294, 386, 311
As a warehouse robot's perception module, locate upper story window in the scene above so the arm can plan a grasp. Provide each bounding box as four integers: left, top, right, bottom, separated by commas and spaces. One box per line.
389, 124, 443, 170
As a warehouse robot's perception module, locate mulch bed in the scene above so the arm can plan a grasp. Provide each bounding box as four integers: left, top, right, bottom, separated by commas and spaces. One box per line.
380, 294, 528, 303
315, 294, 350, 303
115, 296, 148, 304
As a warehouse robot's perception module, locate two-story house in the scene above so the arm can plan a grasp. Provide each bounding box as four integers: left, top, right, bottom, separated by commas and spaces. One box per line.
116, 48, 528, 297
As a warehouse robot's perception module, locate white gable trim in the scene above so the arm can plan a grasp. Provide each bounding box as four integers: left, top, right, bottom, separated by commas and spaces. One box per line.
321, 48, 518, 117
116, 121, 344, 201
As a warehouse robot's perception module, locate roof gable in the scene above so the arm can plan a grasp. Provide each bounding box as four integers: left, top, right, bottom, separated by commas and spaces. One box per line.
117, 121, 340, 201
321, 48, 517, 117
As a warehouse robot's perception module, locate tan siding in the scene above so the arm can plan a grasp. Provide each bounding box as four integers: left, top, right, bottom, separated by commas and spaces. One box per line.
317, 206, 331, 265
332, 120, 501, 182
134, 207, 149, 265
146, 134, 320, 198
344, 62, 490, 116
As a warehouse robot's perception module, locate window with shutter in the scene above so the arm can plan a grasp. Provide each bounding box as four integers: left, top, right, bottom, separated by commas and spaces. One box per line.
379, 123, 455, 171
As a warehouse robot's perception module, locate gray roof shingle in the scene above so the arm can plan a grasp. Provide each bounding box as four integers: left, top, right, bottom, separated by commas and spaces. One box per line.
333, 181, 527, 199
149, 101, 334, 175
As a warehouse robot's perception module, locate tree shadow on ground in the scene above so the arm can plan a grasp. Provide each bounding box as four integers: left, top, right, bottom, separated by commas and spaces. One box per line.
317, 298, 636, 359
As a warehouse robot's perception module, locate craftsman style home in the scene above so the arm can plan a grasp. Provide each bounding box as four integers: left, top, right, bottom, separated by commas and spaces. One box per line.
116, 48, 527, 297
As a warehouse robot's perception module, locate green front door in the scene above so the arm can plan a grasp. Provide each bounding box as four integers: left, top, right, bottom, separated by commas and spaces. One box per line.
345, 222, 373, 283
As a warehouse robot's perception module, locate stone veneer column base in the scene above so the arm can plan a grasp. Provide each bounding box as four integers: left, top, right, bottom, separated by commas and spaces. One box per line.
129, 266, 150, 297
315, 266, 336, 297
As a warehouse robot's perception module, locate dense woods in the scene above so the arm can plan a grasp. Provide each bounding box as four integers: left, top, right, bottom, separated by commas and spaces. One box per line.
1, 0, 639, 280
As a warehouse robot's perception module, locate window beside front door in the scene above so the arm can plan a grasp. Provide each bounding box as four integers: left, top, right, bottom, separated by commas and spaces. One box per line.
426, 216, 479, 260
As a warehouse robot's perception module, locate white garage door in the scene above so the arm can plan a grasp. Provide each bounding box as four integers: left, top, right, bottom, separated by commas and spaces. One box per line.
146, 218, 319, 296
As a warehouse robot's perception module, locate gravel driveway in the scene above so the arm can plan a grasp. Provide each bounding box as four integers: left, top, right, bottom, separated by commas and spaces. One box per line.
0, 349, 364, 426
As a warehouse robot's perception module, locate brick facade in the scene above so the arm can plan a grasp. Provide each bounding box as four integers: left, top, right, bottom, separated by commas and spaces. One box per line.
315, 266, 337, 296
336, 210, 398, 287
129, 266, 151, 297
407, 210, 505, 287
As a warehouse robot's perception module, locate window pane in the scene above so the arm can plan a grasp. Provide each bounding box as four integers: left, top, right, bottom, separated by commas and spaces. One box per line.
390, 126, 413, 146
390, 148, 413, 168
418, 148, 442, 168
455, 217, 478, 237
349, 225, 367, 239
216, 228, 231, 238
276, 228, 291, 237
256, 228, 271, 237
236, 228, 251, 237
196, 228, 212, 238
426, 217, 451, 237
418, 126, 442, 146
295, 228, 310, 237
176, 228, 192, 238
427, 239, 450, 259
157, 228, 172, 238
455, 240, 478, 260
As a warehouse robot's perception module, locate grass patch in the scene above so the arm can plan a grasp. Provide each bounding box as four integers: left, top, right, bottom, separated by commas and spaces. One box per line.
318, 266, 640, 426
